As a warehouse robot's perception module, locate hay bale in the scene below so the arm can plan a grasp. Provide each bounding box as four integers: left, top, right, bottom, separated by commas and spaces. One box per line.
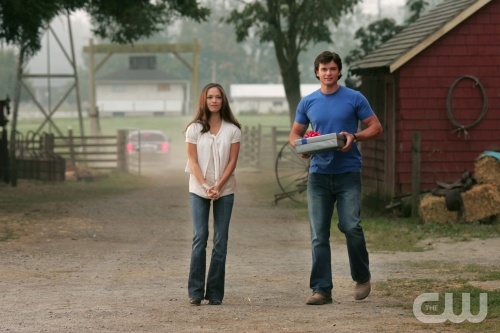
419, 184, 500, 224
64, 164, 108, 183
463, 184, 500, 222
475, 156, 500, 190
419, 195, 456, 224
75, 167, 108, 182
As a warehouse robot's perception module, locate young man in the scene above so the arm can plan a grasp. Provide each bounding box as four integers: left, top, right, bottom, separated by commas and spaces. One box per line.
289, 51, 383, 305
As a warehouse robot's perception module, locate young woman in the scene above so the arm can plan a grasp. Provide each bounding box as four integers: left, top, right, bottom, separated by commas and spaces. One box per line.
184, 83, 241, 306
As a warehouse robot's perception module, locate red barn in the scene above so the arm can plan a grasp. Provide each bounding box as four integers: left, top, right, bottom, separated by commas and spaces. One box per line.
349, 0, 500, 209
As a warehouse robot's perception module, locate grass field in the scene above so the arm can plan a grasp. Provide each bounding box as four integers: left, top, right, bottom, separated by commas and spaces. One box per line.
13, 114, 292, 139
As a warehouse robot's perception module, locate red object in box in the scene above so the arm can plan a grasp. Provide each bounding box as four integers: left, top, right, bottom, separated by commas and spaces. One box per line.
294, 133, 346, 154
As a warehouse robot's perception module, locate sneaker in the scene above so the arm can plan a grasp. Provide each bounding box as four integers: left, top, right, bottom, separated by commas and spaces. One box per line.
208, 300, 222, 305
354, 279, 371, 300
189, 298, 201, 306
305, 292, 332, 305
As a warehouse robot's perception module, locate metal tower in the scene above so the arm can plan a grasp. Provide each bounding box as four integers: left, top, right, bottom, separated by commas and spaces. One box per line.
10, 14, 84, 138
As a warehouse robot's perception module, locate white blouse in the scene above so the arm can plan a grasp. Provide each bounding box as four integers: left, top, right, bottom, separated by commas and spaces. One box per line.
185, 121, 241, 198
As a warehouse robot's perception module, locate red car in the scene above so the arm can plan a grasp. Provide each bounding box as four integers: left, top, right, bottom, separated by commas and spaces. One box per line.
126, 130, 169, 166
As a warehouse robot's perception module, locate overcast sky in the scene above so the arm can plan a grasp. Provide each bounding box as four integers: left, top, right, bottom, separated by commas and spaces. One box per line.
363, 0, 406, 14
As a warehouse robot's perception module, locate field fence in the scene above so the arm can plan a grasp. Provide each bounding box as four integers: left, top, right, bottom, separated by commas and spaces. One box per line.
9, 126, 291, 180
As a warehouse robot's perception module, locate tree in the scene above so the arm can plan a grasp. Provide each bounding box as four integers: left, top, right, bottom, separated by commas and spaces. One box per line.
345, 0, 429, 67
225, 0, 361, 124
406, 0, 430, 24
299, 6, 367, 84
0, 48, 34, 102
0, 49, 20, 100
171, 2, 280, 93
1, 0, 210, 132
344, 18, 404, 67
0, 0, 210, 61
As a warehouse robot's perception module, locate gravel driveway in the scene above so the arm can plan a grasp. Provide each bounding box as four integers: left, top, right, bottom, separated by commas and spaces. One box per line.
0, 166, 497, 332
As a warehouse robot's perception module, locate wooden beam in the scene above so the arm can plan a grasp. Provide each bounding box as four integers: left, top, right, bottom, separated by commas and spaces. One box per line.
82, 43, 198, 54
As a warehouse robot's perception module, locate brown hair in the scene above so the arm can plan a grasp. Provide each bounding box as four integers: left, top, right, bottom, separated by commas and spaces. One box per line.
314, 51, 343, 80
185, 83, 241, 133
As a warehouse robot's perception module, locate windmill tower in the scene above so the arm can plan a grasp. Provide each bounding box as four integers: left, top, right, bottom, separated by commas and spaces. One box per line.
10, 14, 84, 138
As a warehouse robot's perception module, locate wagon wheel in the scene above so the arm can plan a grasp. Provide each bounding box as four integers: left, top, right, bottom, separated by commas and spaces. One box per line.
275, 141, 309, 204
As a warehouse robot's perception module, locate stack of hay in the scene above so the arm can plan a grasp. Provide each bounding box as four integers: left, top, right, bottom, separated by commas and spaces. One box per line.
65, 161, 107, 182
474, 152, 500, 193
419, 151, 500, 224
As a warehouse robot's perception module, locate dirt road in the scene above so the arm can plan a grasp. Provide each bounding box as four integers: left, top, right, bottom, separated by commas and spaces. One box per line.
0, 168, 497, 332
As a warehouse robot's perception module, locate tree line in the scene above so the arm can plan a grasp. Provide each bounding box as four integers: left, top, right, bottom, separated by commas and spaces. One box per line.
0, 0, 437, 122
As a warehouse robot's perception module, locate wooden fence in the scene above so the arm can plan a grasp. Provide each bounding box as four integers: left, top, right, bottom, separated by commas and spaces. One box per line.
240, 125, 290, 170
53, 129, 127, 171
12, 130, 127, 182
12, 126, 291, 181
270, 126, 291, 160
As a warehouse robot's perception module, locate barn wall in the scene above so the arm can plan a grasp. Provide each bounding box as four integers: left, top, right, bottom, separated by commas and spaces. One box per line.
395, 1, 500, 194
359, 75, 389, 209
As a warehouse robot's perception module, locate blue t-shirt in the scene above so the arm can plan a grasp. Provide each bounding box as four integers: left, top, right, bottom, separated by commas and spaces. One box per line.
295, 86, 375, 174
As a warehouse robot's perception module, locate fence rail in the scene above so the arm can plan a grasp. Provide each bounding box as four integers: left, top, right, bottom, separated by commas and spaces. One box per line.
11, 126, 291, 181
52, 130, 121, 168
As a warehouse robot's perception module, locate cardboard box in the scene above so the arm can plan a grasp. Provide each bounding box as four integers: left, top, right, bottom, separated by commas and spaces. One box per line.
294, 133, 346, 154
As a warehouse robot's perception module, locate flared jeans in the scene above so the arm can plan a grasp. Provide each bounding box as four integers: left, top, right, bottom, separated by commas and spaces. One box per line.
307, 172, 370, 296
188, 193, 234, 302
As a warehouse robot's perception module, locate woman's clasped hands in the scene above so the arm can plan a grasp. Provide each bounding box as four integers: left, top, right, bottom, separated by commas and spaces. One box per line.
206, 185, 220, 200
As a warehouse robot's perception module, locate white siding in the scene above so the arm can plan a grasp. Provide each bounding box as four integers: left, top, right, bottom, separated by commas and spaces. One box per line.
97, 100, 183, 113
96, 82, 186, 114
230, 84, 319, 114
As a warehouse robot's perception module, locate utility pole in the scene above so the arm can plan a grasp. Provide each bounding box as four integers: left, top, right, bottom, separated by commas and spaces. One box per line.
87, 38, 101, 136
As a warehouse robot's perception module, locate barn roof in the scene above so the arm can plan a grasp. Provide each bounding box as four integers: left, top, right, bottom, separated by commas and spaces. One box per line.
350, 0, 492, 74
230, 84, 319, 99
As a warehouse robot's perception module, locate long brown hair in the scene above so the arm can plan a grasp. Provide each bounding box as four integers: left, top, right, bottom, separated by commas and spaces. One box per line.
185, 83, 241, 133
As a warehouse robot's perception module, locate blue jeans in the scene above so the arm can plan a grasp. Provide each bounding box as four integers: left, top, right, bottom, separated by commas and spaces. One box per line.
307, 172, 370, 296
188, 193, 234, 302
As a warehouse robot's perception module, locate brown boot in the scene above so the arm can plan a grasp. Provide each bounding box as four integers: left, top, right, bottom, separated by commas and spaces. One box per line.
189, 298, 201, 306
305, 292, 332, 305
354, 279, 371, 300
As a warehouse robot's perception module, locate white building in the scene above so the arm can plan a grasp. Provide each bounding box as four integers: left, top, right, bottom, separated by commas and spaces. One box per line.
96, 56, 190, 116
230, 84, 319, 114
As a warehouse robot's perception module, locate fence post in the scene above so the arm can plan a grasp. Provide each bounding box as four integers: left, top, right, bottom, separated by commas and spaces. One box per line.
241, 125, 248, 165
256, 124, 261, 169
117, 130, 128, 173
411, 132, 421, 219
41, 132, 54, 153
249, 125, 257, 169
68, 128, 75, 166
271, 126, 277, 162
